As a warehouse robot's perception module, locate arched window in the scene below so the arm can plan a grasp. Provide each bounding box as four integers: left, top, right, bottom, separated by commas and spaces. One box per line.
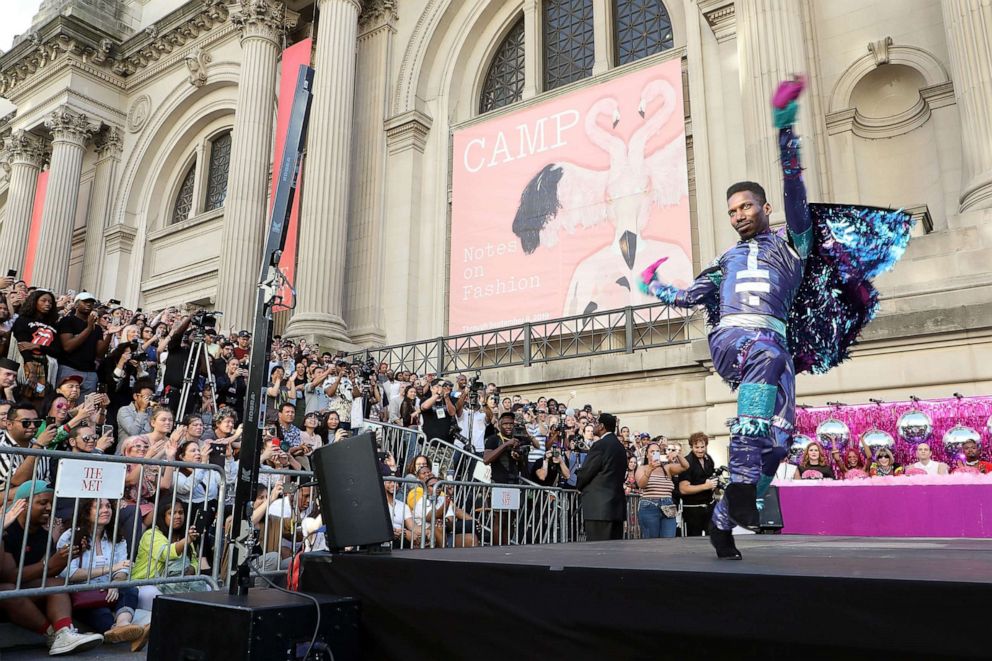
204, 130, 232, 211
480, 18, 526, 114
613, 0, 674, 66
171, 160, 196, 224
543, 0, 595, 91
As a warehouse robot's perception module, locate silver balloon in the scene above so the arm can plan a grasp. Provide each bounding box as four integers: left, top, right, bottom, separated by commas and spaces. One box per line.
861, 429, 895, 457
897, 409, 933, 445
816, 418, 850, 453
788, 434, 813, 465
987, 414, 992, 439
942, 424, 981, 457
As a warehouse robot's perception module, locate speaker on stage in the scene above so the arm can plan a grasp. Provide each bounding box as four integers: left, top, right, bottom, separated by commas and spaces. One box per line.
758, 485, 784, 532
311, 431, 392, 549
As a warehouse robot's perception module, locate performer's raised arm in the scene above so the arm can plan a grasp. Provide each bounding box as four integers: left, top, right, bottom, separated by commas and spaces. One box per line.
772, 77, 812, 260
637, 257, 720, 309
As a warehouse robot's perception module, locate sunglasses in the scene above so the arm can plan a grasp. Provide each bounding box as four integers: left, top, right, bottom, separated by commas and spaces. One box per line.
78, 434, 98, 442
15, 418, 42, 427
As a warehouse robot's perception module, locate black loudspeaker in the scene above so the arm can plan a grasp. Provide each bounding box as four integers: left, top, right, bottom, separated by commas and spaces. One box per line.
758, 485, 784, 532
311, 432, 392, 549
147, 589, 360, 661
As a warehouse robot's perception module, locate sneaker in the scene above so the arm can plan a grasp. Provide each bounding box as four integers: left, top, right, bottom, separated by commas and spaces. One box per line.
44, 625, 56, 649
48, 626, 103, 656
104, 623, 145, 644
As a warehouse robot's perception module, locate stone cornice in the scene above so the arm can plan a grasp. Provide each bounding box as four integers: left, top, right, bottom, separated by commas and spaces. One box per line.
0, 1, 233, 98
700, 0, 736, 44
384, 110, 432, 155
45, 106, 101, 146
232, 0, 297, 44
1, 130, 48, 168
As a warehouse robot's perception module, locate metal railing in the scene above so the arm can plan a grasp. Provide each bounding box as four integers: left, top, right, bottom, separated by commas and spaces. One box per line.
347, 303, 704, 374
0, 446, 224, 601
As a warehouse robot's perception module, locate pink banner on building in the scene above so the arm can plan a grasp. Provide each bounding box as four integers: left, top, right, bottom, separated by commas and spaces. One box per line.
449, 58, 691, 334
271, 38, 311, 312
22, 170, 48, 285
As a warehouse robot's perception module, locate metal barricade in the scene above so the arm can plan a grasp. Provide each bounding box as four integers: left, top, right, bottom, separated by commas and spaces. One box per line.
360, 420, 427, 474
624, 493, 642, 540
0, 446, 224, 601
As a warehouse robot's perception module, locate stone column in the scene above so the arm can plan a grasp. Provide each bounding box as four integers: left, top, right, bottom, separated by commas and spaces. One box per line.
736, 0, 821, 210
285, 0, 361, 347
0, 130, 47, 275
82, 127, 123, 294
343, 4, 394, 347
214, 0, 293, 330
33, 107, 99, 291
942, 0, 992, 212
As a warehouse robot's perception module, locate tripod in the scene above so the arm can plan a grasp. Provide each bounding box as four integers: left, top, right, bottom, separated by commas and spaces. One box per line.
175, 329, 219, 421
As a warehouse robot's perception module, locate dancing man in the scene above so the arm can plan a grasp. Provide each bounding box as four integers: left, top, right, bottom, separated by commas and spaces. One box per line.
640, 78, 913, 559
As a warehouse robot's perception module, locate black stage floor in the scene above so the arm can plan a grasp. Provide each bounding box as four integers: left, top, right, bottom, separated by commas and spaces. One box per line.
300, 536, 992, 661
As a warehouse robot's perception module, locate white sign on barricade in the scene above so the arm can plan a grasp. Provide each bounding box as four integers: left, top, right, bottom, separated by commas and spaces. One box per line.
491, 486, 521, 510
54, 459, 127, 499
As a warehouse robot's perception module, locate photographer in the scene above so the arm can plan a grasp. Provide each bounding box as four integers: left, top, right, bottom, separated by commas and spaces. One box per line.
677, 432, 718, 537
161, 314, 198, 417
456, 375, 488, 454
419, 378, 461, 443
533, 439, 571, 487
216, 357, 248, 413
100, 341, 147, 430
56, 292, 112, 397
482, 411, 530, 484
323, 360, 360, 431
634, 438, 688, 539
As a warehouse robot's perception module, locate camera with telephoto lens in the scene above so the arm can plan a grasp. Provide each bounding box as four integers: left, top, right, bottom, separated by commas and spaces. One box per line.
127, 340, 148, 362
710, 465, 730, 503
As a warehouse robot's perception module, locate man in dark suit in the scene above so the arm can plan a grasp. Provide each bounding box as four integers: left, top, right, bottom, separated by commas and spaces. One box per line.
575, 413, 627, 541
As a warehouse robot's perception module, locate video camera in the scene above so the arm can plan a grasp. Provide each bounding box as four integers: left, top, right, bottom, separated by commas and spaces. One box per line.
190, 309, 222, 329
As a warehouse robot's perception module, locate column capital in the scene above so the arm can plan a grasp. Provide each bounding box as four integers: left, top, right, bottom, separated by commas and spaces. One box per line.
45, 107, 100, 147
359, 0, 395, 31
232, 0, 297, 44
94, 126, 124, 159
2, 129, 47, 169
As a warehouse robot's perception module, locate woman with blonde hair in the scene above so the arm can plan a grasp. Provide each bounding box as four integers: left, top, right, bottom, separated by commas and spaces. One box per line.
796, 442, 834, 479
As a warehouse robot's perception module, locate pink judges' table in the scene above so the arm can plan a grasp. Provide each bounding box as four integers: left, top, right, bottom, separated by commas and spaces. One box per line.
774, 473, 992, 538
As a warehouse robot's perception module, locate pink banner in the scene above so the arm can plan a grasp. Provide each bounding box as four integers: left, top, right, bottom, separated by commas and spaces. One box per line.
450, 58, 691, 333
23, 170, 48, 285
271, 39, 311, 312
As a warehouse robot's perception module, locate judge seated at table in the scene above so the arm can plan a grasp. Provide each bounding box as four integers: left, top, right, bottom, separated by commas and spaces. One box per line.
907, 443, 948, 476
795, 442, 834, 480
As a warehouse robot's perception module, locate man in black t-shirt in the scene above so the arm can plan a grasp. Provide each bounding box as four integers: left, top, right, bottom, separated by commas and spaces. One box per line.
419, 379, 464, 443
56, 292, 111, 397
677, 432, 718, 537
483, 412, 529, 484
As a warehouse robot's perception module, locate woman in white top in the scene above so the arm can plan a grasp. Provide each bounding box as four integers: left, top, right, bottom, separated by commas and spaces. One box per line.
57, 498, 147, 645
909, 442, 948, 475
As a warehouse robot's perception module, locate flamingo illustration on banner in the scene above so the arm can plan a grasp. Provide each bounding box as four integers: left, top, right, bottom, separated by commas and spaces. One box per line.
511, 78, 692, 316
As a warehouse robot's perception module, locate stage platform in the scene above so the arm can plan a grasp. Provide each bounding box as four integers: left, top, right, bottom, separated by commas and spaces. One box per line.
300, 536, 991, 660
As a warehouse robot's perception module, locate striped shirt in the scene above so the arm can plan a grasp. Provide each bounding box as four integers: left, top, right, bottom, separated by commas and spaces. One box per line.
0, 431, 51, 493
641, 467, 674, 500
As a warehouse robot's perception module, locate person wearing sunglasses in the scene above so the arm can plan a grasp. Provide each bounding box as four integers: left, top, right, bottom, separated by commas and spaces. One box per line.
0, 402, 55, 494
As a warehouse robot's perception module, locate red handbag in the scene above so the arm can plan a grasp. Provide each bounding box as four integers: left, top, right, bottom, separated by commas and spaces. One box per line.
70, 589, 109, 609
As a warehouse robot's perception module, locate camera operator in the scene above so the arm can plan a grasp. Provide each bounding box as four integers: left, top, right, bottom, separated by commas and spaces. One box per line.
482, 411, 531, 484
676, 432, 718, 537
161, 314, 198, 417
456, 374, 488, 454
349, 358, 383, 428
419, 378, 462, 443
533, 436, 571, 487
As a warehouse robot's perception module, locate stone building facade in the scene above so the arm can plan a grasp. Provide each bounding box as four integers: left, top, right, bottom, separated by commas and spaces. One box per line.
1, 0, 991, 454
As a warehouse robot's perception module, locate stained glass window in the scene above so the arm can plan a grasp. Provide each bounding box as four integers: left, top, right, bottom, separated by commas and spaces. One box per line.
543, 0, 595, 91
480, 18, 526, 114
204, 130, 232, 211
613, 0, 674, 66
171, 160, 196, 224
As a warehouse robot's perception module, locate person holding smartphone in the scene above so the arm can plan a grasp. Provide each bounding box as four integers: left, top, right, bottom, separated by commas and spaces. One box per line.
534, 442, 570, 487
634, 438, 689, 539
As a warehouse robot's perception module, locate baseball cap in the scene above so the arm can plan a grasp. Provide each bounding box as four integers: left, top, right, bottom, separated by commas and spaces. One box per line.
73, 292, 97, 303
14, 480, 53, 500
58, 374, 84, 387
238, 330, 251, 337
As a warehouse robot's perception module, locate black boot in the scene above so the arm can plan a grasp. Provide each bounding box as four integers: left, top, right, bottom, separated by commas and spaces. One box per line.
724, 482, 759, 530
708, 524, 741, 560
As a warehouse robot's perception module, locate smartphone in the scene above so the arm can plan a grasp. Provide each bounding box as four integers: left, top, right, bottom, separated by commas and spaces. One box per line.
44, 416, 56, 427
652, 451, 662, 463
96, 383, 107, 394
190, 509, 202, 532
101, 424, 113, 438
5, 269, 16, 277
